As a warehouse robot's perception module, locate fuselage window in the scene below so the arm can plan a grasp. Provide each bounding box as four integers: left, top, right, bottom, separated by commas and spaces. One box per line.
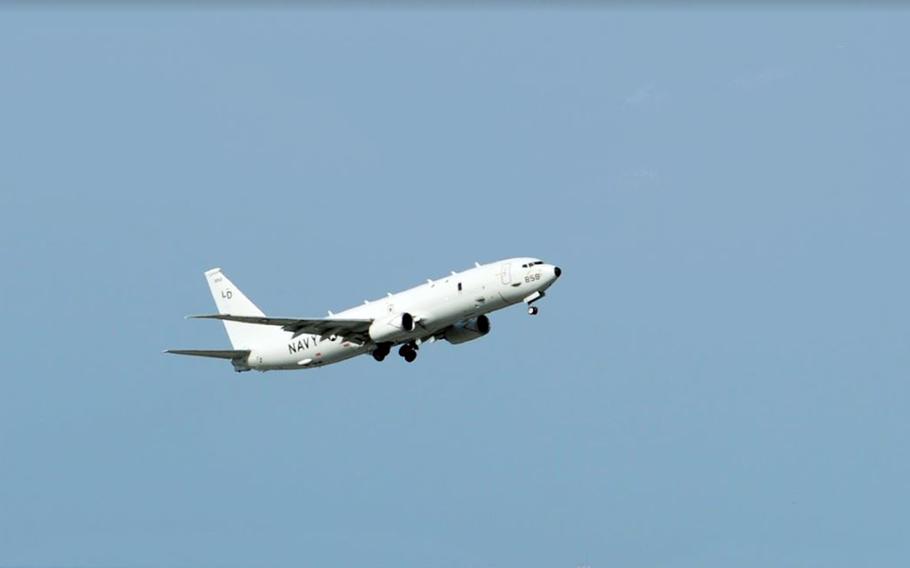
457, 282, 463, 291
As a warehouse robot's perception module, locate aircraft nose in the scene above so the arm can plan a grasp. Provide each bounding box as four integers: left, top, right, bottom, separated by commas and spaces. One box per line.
554, 266, 562, 278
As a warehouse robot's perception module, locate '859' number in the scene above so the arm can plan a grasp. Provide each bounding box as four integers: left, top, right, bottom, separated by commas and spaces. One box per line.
524, 273, 541, 284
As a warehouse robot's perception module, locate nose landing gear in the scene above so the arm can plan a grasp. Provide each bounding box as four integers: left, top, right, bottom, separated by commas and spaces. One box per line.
523, 290, 545, 316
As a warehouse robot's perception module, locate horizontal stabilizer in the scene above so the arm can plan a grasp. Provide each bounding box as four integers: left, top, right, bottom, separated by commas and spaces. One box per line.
164, 349, 250, 360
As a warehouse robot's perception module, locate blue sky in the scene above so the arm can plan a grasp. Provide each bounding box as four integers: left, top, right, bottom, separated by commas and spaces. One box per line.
2, 7, 908, 568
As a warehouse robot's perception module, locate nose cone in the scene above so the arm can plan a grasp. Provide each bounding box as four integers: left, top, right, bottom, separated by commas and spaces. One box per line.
554, 266, 562, 278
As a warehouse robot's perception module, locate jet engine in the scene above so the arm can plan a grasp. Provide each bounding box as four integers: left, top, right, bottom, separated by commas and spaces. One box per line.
369, 312, 415, 343
443, 315, 491, 345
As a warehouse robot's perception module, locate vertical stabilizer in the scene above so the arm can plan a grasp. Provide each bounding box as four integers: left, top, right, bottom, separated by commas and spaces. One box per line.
204, 268, 282, 349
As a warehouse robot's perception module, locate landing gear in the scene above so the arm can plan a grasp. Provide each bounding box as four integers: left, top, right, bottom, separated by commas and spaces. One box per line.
398, 343, 418, 363
372, 342, 392, 362
525, 290, 544, 316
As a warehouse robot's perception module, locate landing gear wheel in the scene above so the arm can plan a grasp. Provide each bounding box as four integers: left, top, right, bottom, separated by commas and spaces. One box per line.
372, 343, 391, 362
528, 306, 539, 315
399, 344, 418, 362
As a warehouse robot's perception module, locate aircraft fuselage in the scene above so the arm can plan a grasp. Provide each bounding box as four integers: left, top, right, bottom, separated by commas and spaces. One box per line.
251, 258, 559, 370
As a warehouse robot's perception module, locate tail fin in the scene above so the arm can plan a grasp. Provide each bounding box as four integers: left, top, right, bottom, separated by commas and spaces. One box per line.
204, 268, 282, 349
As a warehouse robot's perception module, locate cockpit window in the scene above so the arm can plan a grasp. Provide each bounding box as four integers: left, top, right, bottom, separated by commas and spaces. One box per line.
522, 261, 544, 268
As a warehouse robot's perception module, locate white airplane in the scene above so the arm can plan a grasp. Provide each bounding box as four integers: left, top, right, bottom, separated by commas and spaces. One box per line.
166, 258, 562, 372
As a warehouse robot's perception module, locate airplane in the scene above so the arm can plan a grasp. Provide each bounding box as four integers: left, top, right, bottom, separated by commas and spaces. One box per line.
166, 257, 562, 372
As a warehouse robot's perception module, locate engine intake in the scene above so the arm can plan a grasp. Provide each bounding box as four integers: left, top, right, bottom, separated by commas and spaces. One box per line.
401, 312, 415, 332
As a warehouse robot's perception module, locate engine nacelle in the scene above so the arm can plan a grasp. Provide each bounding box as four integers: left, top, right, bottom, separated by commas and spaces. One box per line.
443, 315, 491, 345
369, 312, 415, 343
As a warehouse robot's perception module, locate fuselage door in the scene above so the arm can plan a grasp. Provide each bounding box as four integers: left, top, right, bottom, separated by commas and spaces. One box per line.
500, 263, 512, 285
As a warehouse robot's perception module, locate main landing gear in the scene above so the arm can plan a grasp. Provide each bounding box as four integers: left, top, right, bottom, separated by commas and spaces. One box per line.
372, 342, 418, 363
372, 342, 392, 362
398, 343, 418, 363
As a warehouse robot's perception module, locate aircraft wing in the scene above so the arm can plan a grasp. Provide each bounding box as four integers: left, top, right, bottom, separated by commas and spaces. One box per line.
189, 313, 373, 341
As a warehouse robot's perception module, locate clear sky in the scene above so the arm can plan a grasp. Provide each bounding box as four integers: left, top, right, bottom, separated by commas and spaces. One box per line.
2, 6, 908, 568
